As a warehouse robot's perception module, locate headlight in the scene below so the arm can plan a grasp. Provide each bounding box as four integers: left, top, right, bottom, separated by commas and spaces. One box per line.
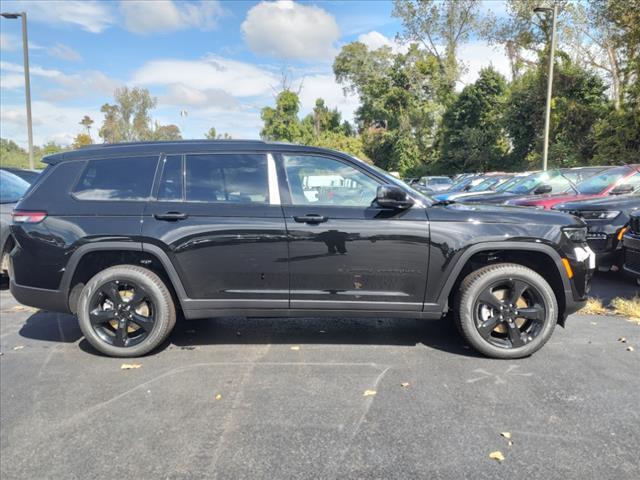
580, 210, 620, 220
563, 227, 587, 243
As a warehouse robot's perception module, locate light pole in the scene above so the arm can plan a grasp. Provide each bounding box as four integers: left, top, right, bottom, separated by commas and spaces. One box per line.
1, 11, 34, 170
534, 5, 558, 172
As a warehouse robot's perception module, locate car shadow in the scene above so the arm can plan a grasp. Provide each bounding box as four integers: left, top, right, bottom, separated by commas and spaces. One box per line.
18, 310, 83, 343
17, 309, 480, 358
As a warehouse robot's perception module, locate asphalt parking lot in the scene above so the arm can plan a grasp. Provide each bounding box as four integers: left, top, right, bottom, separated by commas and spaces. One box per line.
1, 274, 638, 480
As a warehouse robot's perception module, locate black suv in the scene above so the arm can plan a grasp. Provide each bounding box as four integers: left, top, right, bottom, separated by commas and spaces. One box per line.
10, 141, 594, 358
622, 211, 640, 282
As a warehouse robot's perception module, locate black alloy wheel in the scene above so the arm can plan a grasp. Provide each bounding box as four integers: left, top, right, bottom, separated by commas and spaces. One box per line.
474, 278, 546, 349
88, 280, 156, 348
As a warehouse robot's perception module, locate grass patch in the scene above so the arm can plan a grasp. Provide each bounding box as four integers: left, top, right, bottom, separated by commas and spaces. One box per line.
580, 297, 610, 316
611, 296, 640, 325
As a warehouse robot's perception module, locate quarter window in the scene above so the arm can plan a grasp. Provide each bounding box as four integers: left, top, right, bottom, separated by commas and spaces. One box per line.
73, 156, 158, 201
283, 155, 380, 207
185, 154, 269, 204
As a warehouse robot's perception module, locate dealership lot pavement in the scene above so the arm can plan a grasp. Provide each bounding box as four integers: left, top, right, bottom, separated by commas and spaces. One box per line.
1, 275, 638, 480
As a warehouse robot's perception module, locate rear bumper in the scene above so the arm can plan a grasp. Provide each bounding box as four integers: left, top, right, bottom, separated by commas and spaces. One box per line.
10, 280, 70, 313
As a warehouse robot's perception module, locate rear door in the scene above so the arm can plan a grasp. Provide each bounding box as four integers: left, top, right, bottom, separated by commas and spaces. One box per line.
142, 152, 288, 309
278, 152, 430, 311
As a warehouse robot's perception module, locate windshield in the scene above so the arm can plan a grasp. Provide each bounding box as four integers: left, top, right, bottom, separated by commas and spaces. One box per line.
506, 170, 571, 195
495, 176, 522, 192
0, 169, 30, 203
448, 177, 475, 192
576, 166, 634, 195
469, 177, 502, 192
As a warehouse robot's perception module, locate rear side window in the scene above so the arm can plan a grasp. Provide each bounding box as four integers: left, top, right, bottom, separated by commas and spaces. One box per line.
184, 154, 268, 204
73, 156, 158, 201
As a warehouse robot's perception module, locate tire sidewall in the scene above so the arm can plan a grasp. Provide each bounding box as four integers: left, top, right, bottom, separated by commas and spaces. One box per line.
458, 265, 558, 359
77, 266, 174, 357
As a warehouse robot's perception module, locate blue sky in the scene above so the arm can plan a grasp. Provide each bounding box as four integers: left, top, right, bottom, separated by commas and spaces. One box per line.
0, 0, 510, 147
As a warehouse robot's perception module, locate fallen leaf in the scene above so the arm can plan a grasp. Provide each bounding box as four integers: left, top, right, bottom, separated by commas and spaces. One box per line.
627, 346, 634, 352
500, 432, 512, 440
12, 305, 34, 312
400, 382, 410, 388
363, 389, 377, 397
120, 363, 142, 370
508, 441, 513, 446
290, 346, 300, 351
590, 322, 597, 325
13, 345, 24, 351
618, 337, 627, 343
215, 394, 222, 401
489, 451, 505, 462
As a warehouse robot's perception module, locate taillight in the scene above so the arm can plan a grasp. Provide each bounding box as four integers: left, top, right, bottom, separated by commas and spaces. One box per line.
12, 210, 47, 224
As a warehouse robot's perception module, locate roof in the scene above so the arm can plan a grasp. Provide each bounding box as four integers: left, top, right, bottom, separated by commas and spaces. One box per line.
41, 140, 347, 165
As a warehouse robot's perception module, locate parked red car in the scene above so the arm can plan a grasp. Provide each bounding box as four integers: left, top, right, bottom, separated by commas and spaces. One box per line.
506, 165, 640, 210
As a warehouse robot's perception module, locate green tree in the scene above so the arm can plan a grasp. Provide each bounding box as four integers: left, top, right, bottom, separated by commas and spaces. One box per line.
260, 90, 304, 142
204, 127, 217, 139
72, 133, 93, 149
98, 87, 157, 143
505, 56, 609, 168
440, 67, 510, 172
392, 0, 481, 94
152, 123, 182, 141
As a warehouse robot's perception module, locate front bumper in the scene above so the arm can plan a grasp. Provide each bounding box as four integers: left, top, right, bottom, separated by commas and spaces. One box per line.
622, 233, 640, 279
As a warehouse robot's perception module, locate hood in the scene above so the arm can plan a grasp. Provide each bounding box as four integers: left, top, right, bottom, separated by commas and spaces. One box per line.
434, 202, 584, 227
554, 194, 640, 213
506, 193, 598, 207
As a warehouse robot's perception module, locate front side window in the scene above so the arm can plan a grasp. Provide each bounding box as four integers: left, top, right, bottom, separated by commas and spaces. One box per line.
157, 155, 183, 201
185, 154, 268, 204
73, 156, 158, 201
283, 155, 380, 207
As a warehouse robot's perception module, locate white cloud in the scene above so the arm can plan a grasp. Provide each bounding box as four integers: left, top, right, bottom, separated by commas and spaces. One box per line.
0, 101, 103, 146
161, 83, 239, 109
457, 41, 511, 87
2, 1, 116, 33
132, 55, 279, 98
357, 31, 395, 51
119, 0, 226, 35
49, 43, 82, 62
0, 61, 119, 99
297, 74, 359, 123
0, 33, 20, 52
242, 0, 340, 61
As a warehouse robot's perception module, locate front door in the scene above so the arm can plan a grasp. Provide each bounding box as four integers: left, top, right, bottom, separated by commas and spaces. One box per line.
142, 152, 288, 310
278, 153, 430, 311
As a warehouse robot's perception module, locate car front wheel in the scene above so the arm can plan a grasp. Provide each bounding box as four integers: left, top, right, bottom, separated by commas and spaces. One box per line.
455, 263, 558, 359
77, 265, 176, 357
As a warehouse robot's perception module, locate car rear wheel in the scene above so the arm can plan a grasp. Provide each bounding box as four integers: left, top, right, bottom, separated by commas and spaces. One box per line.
77, 265, 176, 357
455, 263, 557, 359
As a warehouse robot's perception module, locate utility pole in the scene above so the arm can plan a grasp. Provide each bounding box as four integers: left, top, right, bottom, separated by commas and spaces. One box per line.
534, 4, 558, 172
1, 11, 34, 169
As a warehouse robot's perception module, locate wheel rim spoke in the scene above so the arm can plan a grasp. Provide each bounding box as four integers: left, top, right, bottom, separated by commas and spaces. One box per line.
477, 290, 502, 310
113, 321, 128, 347
477, 315, 501, 339
518, 305, 544, 321
100, 282, 122, 307
507, 322, 525, 347
508, 279, 528, 305
131, 313, 154, 332
89, 308, 115, 326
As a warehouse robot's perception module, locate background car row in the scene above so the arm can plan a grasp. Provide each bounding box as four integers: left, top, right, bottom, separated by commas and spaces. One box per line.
406, 164, 640, 279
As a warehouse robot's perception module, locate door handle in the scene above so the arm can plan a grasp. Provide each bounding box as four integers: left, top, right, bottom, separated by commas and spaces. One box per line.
293, 214, 328, 224
154, 212, 188, 221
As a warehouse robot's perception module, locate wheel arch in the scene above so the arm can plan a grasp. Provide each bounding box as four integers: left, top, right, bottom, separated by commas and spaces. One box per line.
62, 242, 187, 314
437, 242, 571, 323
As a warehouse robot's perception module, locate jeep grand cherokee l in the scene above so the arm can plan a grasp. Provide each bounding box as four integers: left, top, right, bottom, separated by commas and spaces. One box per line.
10, 141, 594, 359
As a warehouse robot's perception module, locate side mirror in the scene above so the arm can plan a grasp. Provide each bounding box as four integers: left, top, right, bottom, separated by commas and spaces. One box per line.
376, 185, 414, 209
534, 184, 553, 195
610, 184, 634, 195
463, 184, 472, 191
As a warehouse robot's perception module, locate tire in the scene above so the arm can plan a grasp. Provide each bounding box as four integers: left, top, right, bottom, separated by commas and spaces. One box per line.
77, 265, 176, 357
454, 263, 558, 359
